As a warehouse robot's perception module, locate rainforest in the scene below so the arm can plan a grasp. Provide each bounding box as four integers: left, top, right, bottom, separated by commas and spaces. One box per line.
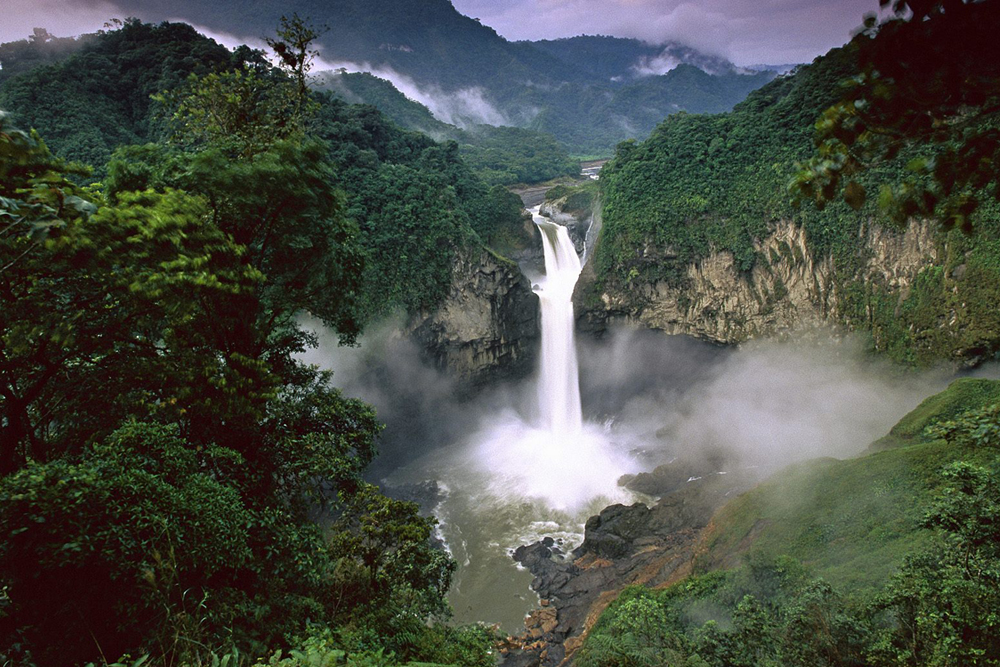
1, 1, 999, 666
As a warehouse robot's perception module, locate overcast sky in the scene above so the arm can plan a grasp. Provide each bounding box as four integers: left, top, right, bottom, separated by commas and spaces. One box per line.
454, 0, 878, 65
2, 0, 879, 66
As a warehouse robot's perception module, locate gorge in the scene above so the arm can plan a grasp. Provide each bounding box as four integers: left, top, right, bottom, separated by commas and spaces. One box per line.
2, 2, 1000, 665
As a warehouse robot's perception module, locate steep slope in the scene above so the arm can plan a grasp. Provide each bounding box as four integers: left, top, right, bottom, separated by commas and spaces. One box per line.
312, 72, 580, 186
578, 37, 1000, 365
105, 0, 583, 91
94, 0, 774, 154
694, 378, 1000, 589
0, 21, 540, 386
503, 378, 1000, 666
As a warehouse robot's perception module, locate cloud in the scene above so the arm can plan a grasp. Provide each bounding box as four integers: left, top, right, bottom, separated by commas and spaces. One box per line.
315, 61, 509, 128
452, 0, 881, 65
0, 0, 119, 43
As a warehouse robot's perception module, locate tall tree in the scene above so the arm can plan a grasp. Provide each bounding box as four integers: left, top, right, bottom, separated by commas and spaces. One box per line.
0, 114, 257, 473
791, 0, 1000, 230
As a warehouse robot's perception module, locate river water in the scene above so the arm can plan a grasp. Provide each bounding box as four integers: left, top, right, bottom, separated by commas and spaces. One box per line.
303, 203, 966, 632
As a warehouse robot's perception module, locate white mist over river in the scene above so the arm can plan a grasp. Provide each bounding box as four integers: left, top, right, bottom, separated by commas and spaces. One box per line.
298, 206, 995, 631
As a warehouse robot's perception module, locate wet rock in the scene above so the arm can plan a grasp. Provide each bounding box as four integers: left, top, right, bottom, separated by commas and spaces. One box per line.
575, 219, 940, 347
408, 244, 540, 392
503, 467, 761, 667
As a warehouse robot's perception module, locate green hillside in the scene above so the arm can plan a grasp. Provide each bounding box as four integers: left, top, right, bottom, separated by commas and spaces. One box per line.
695, 379, 1000, 589
70, 0, 775, 154
580, 378, 1000, 666
588, 26, 1000, 365
0, 20, 528, 324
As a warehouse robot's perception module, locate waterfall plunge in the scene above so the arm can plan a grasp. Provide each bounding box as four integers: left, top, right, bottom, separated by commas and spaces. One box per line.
391, 207, 638, 515
534, 213, 584, 435
455, 207, 638, 512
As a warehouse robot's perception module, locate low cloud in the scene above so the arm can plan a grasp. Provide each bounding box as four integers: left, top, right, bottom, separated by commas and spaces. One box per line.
453, 0, 882, 66
632, 51, 681, 76
1, 0, 119, 43
301, 316, 990, 506
317, 61, 509, 128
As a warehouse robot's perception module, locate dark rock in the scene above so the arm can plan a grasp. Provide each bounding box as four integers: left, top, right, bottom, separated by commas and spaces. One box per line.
623, 455, 727, 496
579, 503, 653, 559
408, 244, 540, 392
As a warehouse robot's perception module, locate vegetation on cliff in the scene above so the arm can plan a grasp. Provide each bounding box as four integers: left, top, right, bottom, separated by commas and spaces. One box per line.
580, 379, 1000, 666
0, 22, 502, 667
588, 0, 1000, 365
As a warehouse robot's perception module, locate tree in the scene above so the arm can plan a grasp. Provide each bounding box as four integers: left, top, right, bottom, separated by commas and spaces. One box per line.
870, 405, 1000, 665
266, 14, 327, 113
791, 0, 1000, 231
328, 482, 456, 645
0, 422, 253, 666
0, 114, 256, 473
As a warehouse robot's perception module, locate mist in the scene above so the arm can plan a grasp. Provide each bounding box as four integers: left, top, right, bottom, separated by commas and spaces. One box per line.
585, 330, 966, 474
451, 0, 882, 66
1, 0, 119, 44
316, 63, 509, 129
300, 317, 976, 508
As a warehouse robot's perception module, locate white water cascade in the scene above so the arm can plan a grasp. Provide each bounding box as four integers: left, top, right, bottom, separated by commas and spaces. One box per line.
533, 211, 584, 435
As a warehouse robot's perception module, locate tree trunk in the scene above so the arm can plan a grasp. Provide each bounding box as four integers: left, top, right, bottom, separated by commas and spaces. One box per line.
0, 400, 28, 475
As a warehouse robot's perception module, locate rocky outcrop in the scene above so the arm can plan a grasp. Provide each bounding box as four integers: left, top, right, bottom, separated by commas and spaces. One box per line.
539, 200, 590, 256
408, 244, 539, 390
502, 467, 760, 667
576, 219, 940, 344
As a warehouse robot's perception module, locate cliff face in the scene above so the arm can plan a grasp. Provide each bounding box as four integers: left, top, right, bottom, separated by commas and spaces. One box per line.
576, 219, 940, 345
408, 245, 540, 390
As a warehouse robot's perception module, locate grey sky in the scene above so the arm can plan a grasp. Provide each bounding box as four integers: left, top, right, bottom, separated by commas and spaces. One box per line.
451, 0, 880, 65
1, 0, 879, 66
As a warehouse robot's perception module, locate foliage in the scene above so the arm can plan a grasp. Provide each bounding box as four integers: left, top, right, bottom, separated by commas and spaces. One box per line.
156, 67, 303, 159
457, 125, 579, 186
0, 114, 258, 473
791, 0, 1000, 231
1, 19, 532, 322
578, 385, 1000, 667
314, 71, 580, 186
328, 483, 455, 625
0, 422, 252, 666
266, 14, 326, 110
870, 378, 1000, 451
0, 28, 93, 86
0, 19, 247, 173
0, 74, 493, 667
590, 3, 1000, 365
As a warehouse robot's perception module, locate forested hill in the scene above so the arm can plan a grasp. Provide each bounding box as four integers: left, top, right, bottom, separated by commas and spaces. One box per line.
0, 20, 528, 324
82, 0, 777, 154
529, 35, 746, 80
583, 8, 1000, 366
0, 16, 521, 664
105, 0, 584, 90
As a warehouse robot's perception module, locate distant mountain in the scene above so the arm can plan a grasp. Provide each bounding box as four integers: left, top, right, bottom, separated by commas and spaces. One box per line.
745, 63, 801, 75
86, 0, 777, 154
529, 35, 742, 80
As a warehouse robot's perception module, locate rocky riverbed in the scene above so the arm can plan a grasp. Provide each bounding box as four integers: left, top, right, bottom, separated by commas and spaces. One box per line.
501, 460, 762, 666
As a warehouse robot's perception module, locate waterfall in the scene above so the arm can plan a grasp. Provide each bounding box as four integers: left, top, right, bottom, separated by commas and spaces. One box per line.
532, 209, 583, 435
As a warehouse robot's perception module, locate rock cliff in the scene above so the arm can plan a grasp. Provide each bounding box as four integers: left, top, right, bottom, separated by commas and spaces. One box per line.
576, 219, 940, 345
408, 244, 540, 390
